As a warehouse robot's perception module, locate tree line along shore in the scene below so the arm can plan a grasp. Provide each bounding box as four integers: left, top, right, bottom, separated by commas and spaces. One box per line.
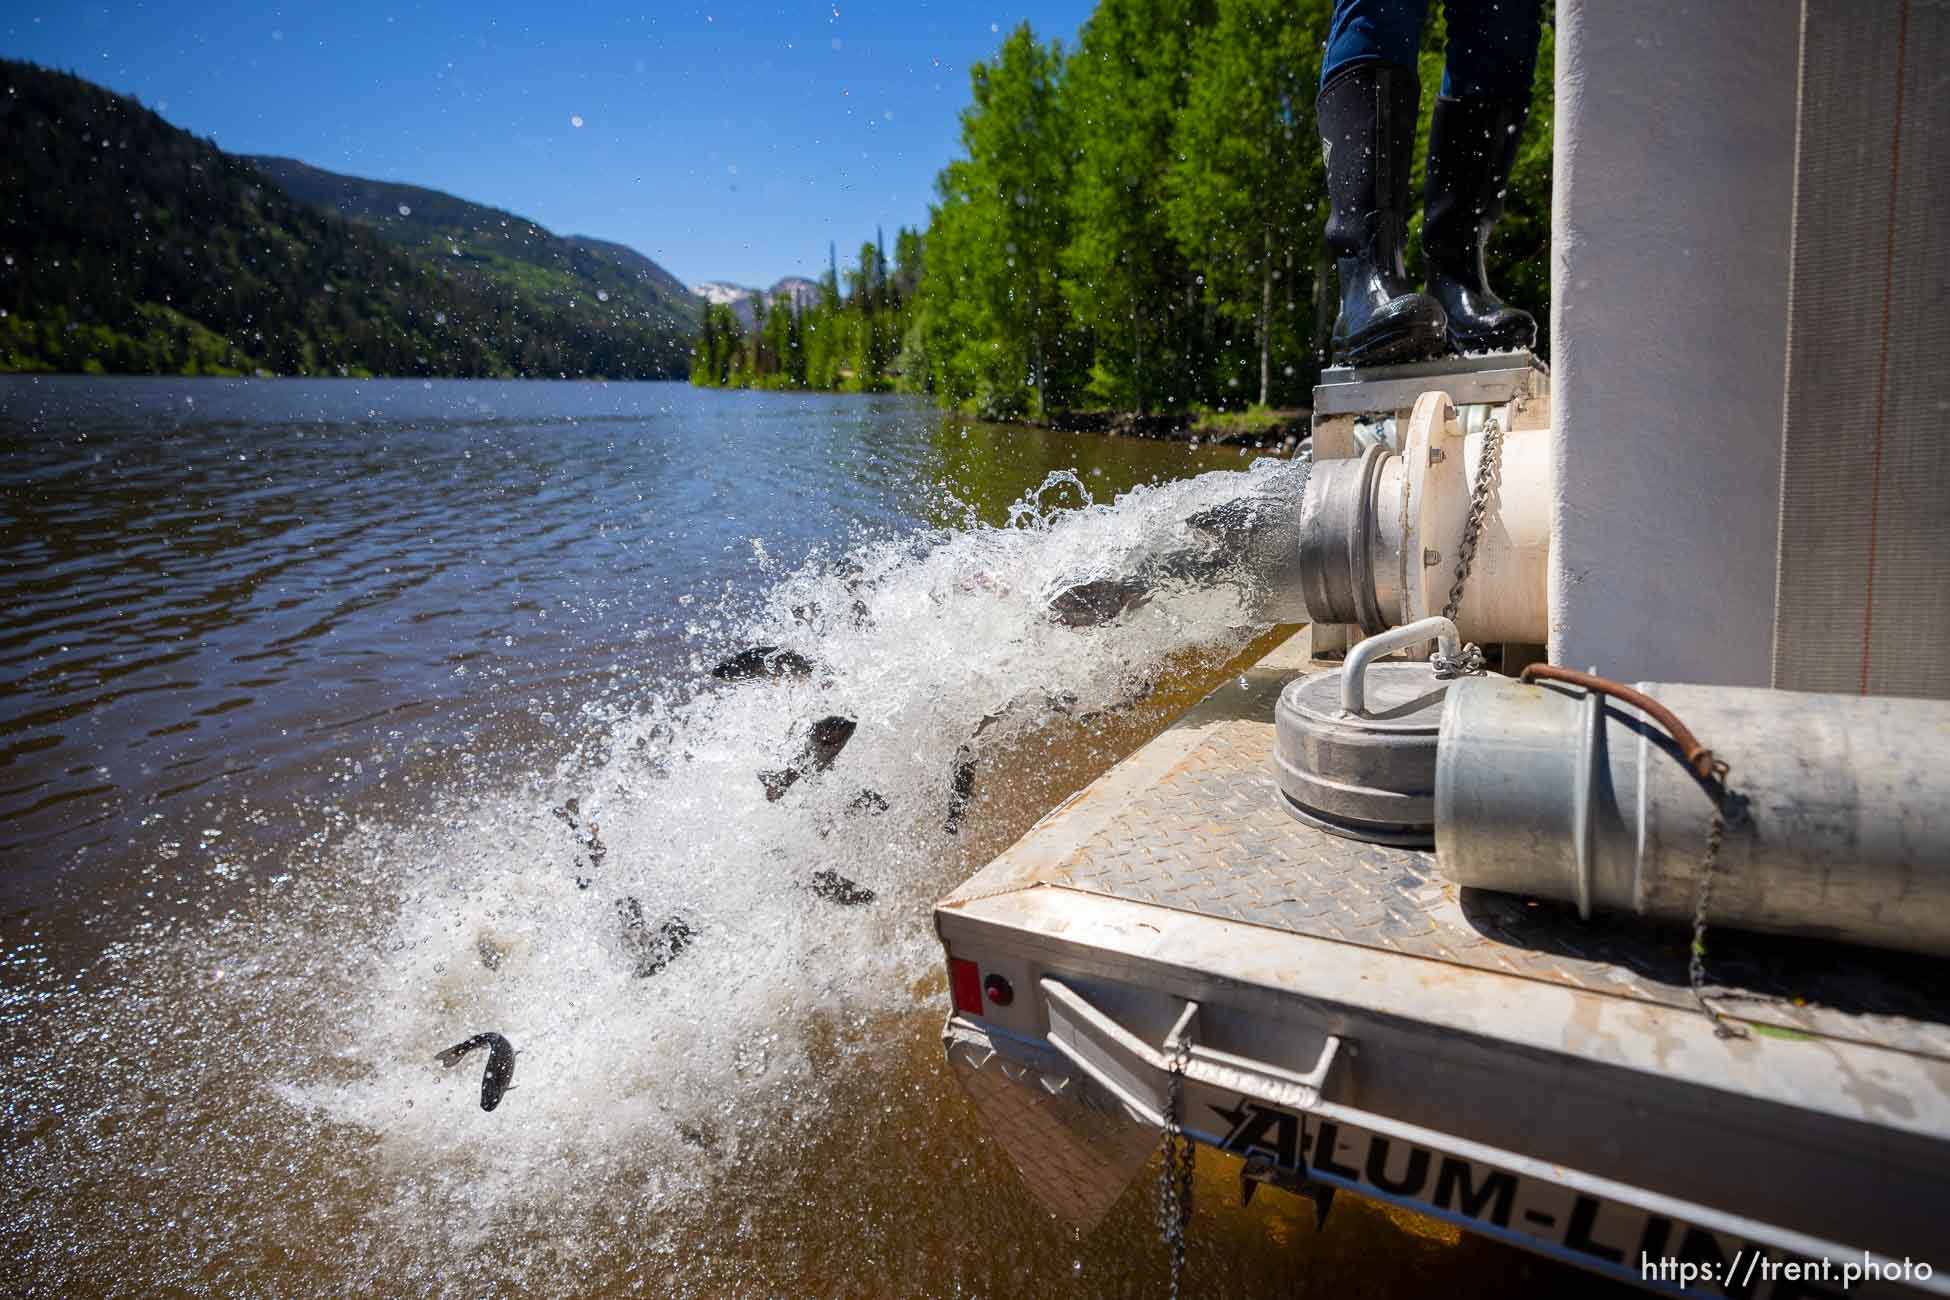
689, 0, 1553, 427
2, 0, 1549, 416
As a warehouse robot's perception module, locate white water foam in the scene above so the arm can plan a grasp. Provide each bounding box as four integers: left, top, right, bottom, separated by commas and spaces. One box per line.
36, 456, 1306, 1285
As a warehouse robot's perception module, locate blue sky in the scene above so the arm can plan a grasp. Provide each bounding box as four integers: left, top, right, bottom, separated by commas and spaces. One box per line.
4, 1, 1098, 287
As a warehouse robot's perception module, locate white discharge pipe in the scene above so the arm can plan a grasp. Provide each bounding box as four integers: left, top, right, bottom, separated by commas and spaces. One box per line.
1278, 392, 1551, 645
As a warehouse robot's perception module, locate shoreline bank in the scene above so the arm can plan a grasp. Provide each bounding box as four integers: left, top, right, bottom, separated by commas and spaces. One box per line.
1039, 406, 1309, 450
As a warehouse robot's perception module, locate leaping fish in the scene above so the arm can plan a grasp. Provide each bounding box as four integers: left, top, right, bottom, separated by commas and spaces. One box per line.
435, 1032, 517, 1112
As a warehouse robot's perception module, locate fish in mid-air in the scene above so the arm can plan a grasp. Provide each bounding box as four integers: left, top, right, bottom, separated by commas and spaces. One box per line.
1045, 575, 1154, 628
436, 1032, 517, 1112
807, 869, 876, 906
616, 896, 696, 977
760, 714, 858, 800
1043, 455, 1315, 628
710, 646, 816, 681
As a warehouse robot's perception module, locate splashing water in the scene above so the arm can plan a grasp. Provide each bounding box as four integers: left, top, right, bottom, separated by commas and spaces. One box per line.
6, 448, 1312, 1293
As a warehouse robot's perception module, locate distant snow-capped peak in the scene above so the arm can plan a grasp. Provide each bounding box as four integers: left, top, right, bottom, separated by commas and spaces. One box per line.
691, 281, 755, 306
692, 277, 820, 329
769, 277, 819, 310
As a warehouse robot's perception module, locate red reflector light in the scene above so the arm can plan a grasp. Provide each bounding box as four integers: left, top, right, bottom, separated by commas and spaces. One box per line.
949, 957, 983, 1015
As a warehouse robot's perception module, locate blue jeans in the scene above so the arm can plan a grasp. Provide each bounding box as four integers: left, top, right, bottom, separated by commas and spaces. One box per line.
1321, 0, 1542, 98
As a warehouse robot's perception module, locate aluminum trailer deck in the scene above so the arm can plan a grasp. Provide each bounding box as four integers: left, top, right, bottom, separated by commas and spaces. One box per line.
935, 628, 1950, 1297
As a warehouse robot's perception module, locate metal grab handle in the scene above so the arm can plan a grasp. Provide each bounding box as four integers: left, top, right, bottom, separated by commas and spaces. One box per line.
1040, 978, 1343, 1122
1030, 978, 1882, 1281
1342, 616, 1460, 715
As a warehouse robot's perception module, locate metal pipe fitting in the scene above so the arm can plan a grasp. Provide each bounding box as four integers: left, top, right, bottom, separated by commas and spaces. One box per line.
1294, 392, 1551, 644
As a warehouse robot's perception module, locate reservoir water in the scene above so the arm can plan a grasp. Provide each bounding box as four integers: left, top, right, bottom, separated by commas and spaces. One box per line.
1, 377, 1606, 1297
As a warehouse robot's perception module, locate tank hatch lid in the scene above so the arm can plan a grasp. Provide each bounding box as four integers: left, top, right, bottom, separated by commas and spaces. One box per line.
1272, 619, 1483, 848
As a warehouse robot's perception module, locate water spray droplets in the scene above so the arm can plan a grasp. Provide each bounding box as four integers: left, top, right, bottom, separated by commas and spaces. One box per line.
50, 456, 1304, 1284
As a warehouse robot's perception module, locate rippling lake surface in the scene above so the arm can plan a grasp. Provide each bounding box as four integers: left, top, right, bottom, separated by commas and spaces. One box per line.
1, 377, 1607, 1298
0, 377, 1133, 881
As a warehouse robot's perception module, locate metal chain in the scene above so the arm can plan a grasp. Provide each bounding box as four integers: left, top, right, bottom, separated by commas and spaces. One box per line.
1689, 758, 1750, 1040
1442, 416, 1503, 624
1429, 642, 1486, 678
1157, 1033, 1195, 1300
1430, 417, 1503, 677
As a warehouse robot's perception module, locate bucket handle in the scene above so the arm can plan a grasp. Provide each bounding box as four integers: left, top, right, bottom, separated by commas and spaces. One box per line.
1342, 617, 1461, 715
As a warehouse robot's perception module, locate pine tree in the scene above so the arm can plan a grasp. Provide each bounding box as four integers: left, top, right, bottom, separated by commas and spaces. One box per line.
682, 6, 1554, 412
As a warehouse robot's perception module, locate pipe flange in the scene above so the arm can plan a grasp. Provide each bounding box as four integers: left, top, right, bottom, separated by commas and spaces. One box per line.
1349, 442, 1389, 636
1296, 441, 1393, 631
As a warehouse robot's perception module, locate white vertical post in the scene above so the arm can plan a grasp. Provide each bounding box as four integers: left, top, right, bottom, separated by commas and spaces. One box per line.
1547, 0, 1800, 685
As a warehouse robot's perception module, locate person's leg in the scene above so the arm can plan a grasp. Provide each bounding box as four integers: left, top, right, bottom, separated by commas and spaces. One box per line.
1422, 0, 1543, 351
1317, 0, 1447, 365
1437, 0, 1541, 97
1321, 0, 1432, 89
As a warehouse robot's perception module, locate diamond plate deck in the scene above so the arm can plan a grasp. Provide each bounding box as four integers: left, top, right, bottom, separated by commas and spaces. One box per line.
949, 629, 1950, 1059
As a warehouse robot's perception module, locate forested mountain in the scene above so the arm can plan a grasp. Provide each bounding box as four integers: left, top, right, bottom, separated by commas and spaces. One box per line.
567, 236, 696, 309
0, 60, 696, 378
249, 156, 698, 340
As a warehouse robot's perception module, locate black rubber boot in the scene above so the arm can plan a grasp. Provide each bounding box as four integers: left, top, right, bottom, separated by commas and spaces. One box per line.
1423, 94, 1537, 353
1318, 63, 1447, 367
